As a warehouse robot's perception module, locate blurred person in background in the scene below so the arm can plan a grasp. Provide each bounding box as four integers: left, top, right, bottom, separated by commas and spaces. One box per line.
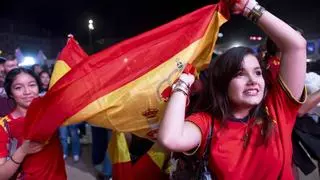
39, 71, 51, 96
32, 64, 43, 75
3, 55, 18, 75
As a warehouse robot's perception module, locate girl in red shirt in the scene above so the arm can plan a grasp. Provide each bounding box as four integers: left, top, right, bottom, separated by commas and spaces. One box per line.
0, 68, 66, 179
158, 0, 307, 179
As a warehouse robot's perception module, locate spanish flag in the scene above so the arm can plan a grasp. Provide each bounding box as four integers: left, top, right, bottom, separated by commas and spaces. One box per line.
49, 34, 88, 87
108, 132, 169, 180
25, 1, 232, 141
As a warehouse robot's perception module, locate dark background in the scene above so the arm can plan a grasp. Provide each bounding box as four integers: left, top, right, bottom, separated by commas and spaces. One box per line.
1, 0, 319, 46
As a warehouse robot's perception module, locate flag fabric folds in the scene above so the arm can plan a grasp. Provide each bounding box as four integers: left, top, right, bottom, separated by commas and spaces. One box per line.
24, 1, 231, 141
108, 132, 169, 180
49, 34, 88, 88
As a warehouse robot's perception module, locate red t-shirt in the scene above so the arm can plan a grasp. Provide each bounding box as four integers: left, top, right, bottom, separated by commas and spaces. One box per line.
0, 114, 67, 180
187, 77, 306, 180
266, 56, 281, 82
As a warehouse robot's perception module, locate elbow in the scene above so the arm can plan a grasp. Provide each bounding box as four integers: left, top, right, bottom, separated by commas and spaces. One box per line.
158, 135, 179, 151
293, 35, 307, 51
297, 38, 307, 51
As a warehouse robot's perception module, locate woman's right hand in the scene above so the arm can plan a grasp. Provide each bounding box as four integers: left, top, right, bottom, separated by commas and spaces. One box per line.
179, 73, 195, 87
20, 140, 44, 155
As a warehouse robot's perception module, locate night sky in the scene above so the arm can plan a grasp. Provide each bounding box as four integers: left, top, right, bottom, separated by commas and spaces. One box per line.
1, 0, 319, 46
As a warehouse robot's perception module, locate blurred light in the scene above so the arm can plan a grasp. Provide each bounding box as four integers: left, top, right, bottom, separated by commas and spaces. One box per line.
20, 56, 36, 66
230, 42, 242, 48
249, 36, 262, 41
307, 42, 315, 55
307, 58, 312, 62
218, 33, 223, 38
88, 19, 94, 30
88, 23, 94, 30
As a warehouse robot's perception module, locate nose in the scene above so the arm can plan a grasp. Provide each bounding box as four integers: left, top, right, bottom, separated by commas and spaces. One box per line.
23, 87, 32, 95
247, 73, 258, 85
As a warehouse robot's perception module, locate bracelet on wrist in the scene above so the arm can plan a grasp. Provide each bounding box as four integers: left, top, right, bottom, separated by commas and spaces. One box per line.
172, 86, 189, 96
10, 156, 22, 165
247, 4, 266, 24
243, 0, 258, 17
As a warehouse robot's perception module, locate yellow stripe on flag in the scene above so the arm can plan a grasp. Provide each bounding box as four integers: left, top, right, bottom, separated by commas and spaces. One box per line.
49, 60, 71, 88
63, 11, 227, 140
147, 143, 169, 169
108, 132, 131, 163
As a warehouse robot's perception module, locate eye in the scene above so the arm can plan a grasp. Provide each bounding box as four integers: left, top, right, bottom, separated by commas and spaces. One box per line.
14, 86, 22, 90
29, 83, 37, 87
255, 70, 262, 76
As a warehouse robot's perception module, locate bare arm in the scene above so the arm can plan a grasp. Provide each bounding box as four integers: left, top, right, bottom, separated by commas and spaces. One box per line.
256, 6, 306, 99
298, 89, 320, 117
0, 140, 43, 180
158, 74, 202, 152
0, 147, 26, 180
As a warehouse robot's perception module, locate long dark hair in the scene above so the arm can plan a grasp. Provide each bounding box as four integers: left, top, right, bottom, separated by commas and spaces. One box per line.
4, 67, 41, 100
191, 47, 274, 145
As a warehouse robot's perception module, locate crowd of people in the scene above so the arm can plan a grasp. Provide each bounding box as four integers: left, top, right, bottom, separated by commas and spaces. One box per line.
0, 0, 319, 179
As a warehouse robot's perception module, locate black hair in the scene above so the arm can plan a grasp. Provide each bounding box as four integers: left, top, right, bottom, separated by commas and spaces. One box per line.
4, 67, 41, 99
4, 54, 16, 61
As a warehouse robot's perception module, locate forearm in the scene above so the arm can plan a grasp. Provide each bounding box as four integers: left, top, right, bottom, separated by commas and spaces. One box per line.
158, 91, 187, 147
256, 9, 306, 51
249, 1, 306, 98
0, 147, 26, 180
298, 90, 320, 116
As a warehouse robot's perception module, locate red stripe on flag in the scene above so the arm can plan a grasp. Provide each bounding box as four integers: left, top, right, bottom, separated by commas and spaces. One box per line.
58, 36, 88, 68
112, 162, 133, 180
133, 155, 168, 180
25, 4, 229, 141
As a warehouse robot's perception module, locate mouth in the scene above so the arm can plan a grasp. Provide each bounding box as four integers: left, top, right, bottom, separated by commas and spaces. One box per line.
243, 88, 259, 96
23, 97, 36, 102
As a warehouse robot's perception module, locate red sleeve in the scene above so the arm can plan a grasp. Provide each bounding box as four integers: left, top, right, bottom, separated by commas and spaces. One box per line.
0, 126, 8, 158
265, 76, 307, 128
185, 112, 211, 156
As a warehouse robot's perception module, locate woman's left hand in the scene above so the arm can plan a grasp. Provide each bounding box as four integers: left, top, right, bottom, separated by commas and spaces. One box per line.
231, 0, 252, 14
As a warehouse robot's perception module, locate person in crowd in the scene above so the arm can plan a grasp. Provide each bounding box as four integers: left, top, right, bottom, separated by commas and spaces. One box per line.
0, 57, 15, 117
0, 57, 7, 98
91, 126, 112, 179
3, 55, 18, 74
32, 64, 43, 75
158, 0, 307, 180
59, 123, 81, 162
0, 57, 5, 84
39, 71, 50, 95
0, 67, 66, 179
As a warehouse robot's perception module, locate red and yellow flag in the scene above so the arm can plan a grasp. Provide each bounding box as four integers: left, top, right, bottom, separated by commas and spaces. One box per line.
49, 34, 88, 87
108, 132, 169, 180
25, 1, 232, 141
24, 35, 88, 141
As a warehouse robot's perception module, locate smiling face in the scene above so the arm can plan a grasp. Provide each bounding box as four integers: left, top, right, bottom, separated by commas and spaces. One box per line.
228, 54, 265, 109
40, 72, 50, 88
11, 72, 39, 109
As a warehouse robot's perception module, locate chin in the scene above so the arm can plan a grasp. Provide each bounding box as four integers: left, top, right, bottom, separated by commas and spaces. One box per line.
244, 98, 263, 106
